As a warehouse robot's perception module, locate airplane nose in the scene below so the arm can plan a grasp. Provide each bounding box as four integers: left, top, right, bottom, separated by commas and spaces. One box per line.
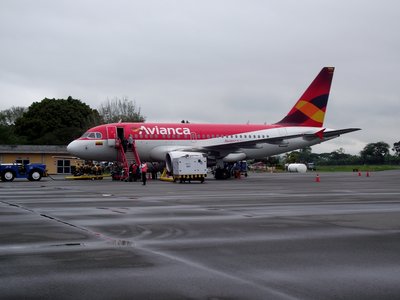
67, 140, 81, 156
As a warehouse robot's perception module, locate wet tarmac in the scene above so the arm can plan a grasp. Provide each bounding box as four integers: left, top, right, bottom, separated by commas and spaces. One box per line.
1, 170, 400, 299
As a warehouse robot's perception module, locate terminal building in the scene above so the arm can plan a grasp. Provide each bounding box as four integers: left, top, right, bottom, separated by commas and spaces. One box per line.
0, 145, 81, 175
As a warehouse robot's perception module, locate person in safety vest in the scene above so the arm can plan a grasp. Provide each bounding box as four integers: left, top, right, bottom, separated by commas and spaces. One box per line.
140, 162, 148, 185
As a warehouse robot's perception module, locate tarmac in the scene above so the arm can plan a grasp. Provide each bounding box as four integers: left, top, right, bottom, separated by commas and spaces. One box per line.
1, 170, 400, 299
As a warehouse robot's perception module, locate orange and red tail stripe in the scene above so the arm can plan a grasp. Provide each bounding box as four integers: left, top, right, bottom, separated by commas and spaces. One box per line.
276, 67, 334, 127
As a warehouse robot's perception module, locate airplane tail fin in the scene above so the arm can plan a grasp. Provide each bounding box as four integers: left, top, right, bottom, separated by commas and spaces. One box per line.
276, 67, 335, 127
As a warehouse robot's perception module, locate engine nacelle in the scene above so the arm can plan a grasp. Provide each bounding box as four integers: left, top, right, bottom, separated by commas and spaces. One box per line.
150, 146, 187, 161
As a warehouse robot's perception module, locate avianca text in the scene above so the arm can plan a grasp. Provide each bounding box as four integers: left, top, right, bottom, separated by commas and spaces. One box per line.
137, 125, 191, 135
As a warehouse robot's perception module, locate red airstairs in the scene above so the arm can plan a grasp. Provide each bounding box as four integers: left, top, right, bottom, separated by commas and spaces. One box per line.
115, 140, 141, 180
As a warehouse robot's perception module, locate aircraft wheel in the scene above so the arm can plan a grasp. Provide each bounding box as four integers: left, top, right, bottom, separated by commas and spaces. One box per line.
1, 170, 15, 182
28, 169, 42, 181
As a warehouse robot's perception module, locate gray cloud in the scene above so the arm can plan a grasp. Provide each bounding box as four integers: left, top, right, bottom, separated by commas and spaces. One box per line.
1, 0, 399, 154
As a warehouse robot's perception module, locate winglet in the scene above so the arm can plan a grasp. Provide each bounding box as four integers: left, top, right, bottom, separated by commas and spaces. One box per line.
276, 67, 334, 127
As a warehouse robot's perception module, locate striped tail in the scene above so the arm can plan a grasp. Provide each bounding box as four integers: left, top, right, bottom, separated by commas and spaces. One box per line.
276, 67, 334, 127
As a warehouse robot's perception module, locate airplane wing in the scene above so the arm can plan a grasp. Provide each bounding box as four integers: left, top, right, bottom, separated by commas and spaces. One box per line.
319, 128, 361, 138
198, 132, 316, 152
199, 128, 361, 152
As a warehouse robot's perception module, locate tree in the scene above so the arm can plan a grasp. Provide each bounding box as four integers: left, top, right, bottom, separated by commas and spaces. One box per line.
98, 97, 145, 123
393, 141, 400, 156
0, 124, 27, 144
0, 106, 27, 125
298, 146, 312, 163
0, 106, 28, 144
330, 148, 363, 165
14, 97, 102, 145
360, 142, 390, 164
284, 151, 300, 164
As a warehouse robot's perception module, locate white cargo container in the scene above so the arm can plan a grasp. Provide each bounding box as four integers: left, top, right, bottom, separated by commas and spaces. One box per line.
166, 151, 207, 183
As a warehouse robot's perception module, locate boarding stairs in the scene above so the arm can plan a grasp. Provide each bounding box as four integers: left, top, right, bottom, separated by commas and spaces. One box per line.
116, 140, 141, 180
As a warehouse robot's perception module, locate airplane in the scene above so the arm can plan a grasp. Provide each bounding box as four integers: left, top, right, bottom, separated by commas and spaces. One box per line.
67, 67, 360, 178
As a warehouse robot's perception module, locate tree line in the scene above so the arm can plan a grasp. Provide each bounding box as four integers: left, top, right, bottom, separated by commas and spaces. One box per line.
0, 96, 145, 145
284, 142, 400, 166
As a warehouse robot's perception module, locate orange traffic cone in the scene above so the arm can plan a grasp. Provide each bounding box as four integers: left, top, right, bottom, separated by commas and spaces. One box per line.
366, 171, 370, 177
358, 171, 362, 176
315, 174, 320, 182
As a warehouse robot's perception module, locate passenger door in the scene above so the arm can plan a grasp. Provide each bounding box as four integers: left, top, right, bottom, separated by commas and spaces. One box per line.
106, 126, 117, 147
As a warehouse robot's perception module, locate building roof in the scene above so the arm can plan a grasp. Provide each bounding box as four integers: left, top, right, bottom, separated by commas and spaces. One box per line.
0, 145, 69, 154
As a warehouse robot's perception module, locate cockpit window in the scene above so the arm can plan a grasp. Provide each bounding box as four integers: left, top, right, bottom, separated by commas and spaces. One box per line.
81, 132, 102, 139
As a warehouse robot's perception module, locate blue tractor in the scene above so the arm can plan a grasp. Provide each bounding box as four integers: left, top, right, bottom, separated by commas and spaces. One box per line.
0, 163, 47, 182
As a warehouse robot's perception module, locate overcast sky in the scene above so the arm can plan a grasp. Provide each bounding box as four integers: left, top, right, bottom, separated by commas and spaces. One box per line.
1, 0, 399, 154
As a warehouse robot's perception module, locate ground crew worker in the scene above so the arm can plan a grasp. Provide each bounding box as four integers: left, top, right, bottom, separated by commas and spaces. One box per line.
130, 163, 138, 182
128, 163, 135, 182
136, 164, 141, 182
122, 138, 128, 152
151, 162, 158, 179
140, 161, 148, 185
128, 134, 134, 150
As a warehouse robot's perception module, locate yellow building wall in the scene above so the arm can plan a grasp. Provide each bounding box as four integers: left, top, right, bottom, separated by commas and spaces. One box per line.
0, 153, 83, 174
